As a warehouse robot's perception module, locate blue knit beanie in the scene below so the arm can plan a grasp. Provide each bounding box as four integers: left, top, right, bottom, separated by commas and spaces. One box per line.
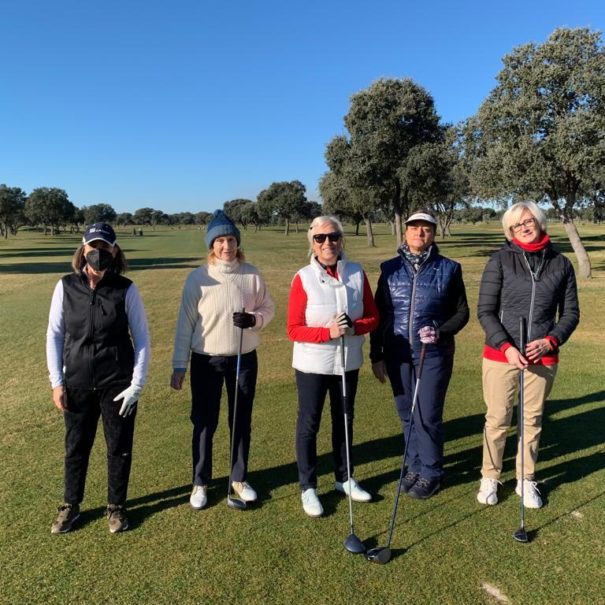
205, 210, 241, 248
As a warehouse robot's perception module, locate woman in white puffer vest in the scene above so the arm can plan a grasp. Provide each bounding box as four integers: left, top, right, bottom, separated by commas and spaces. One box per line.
287, 216, 379, 517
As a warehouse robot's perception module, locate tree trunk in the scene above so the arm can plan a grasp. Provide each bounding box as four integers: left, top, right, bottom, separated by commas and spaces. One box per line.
394, 211, 403, 244
355, 221, 360, 236
284, 218, 290, 236
364, 217, 375, 247
562, 218, 591, 278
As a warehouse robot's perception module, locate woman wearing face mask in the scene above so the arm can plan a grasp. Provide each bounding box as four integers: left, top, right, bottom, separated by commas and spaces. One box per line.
287, 215, 379, 517
46, 223, 150, 534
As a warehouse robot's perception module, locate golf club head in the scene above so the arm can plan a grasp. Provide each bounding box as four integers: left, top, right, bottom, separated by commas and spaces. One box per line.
365, 546, 392, 564
227, 496, 247, 511
513, 528, 529, 543
344, 533, 366, 554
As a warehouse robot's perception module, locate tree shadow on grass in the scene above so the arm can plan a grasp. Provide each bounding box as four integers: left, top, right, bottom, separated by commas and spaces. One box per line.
123, 388, 605, 527
0, 257, 200, 273
0, 248, 77, 259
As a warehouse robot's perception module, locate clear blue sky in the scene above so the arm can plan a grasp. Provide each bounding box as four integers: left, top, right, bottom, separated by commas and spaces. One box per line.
2, 0, 604, 214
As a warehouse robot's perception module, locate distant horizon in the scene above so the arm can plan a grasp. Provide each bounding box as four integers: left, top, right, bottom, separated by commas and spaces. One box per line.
2, 0, 604, 214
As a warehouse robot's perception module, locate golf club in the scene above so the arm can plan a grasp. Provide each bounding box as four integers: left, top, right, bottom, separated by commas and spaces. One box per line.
227, 309, 247, 511
339, 336, 366, 555
366, 343, 427, 564
513, 316, 529, 543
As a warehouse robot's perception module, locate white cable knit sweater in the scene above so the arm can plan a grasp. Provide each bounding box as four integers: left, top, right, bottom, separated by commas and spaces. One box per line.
172, 259, 275, 367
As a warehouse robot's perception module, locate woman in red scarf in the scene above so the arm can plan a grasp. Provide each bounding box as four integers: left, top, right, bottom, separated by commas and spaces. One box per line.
476, 202, 579, 508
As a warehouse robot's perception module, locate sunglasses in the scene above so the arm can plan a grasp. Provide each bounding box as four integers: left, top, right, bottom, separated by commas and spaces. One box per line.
313, 232, 342, 244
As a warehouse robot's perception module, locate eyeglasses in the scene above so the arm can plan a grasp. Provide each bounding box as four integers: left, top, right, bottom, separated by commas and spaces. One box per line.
313, 232, 342, 244
511, 217, 536, 232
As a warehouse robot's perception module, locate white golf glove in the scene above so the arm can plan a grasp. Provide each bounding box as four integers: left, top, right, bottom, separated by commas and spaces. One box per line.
418, 325, 439, 345
113, 384, 143, 417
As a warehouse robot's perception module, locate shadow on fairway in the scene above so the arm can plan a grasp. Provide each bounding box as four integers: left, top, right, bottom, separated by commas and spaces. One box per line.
120, 484, 192, 528
0, 257, 200, 273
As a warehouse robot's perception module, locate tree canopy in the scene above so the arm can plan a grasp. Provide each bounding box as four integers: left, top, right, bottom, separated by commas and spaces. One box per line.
323, 78, 442, 244
466, 27, 605, 277
257, 180, 308, 235
0, 185, 26, 238
25, 188, 75, 235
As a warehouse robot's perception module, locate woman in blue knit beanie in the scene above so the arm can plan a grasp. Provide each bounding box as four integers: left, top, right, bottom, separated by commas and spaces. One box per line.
171, 209, 275, 510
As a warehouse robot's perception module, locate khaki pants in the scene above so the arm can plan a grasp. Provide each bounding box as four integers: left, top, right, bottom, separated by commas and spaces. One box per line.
481, 358, 557, 481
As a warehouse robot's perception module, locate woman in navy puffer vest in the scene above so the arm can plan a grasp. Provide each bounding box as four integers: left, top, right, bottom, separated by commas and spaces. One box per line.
371, 211, 469, 500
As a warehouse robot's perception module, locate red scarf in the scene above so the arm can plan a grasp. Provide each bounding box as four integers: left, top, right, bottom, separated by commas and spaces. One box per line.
512, 233, 550, 252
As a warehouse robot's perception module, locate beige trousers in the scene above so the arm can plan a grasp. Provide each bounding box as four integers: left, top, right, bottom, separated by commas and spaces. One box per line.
481, 358, 557, 481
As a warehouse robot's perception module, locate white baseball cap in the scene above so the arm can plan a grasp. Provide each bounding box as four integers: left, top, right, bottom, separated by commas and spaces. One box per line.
405, 212, 437, 225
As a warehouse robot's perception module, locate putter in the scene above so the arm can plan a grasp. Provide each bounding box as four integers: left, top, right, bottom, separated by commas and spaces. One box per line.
227, 309, 247, 511
339, 336, 366, 555
366, 343, 427, 564
513, 317, 529, 543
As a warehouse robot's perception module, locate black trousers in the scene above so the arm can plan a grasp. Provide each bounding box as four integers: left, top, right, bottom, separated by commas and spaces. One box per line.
295, 369, 359, 490
63, 385, 136, 506
190, 351, 258, 486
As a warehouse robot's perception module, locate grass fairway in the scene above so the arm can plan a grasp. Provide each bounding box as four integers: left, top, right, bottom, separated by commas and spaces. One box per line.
1, 223, 604, 605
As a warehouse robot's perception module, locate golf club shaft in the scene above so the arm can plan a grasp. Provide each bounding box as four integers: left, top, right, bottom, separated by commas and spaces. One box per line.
340, 336, 355, 534
384, 343, 427, 548
518, 317, 527, 531
228, 308, 245, 501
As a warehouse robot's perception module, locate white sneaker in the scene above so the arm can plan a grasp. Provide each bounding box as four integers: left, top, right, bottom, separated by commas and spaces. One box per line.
301, 488, 323, 517
190, 485, 208, 509
516, 479, 543, 509
232, 481, 257, 503
477, 478, 500, 505
335, 478, 372, 502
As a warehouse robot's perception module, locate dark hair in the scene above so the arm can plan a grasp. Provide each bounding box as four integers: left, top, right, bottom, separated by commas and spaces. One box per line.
71, 243, 128, 275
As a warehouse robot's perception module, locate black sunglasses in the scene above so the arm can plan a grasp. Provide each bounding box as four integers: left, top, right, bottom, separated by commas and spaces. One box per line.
313, 232, 342, 244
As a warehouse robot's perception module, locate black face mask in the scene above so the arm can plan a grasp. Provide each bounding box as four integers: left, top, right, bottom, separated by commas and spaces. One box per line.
86, 248, 114, 271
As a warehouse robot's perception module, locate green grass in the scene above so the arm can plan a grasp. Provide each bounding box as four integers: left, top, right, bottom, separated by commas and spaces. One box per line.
1, 223, 604, 605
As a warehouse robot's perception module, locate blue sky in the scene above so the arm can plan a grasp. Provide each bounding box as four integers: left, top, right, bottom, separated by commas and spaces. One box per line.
2, 0, 604, 214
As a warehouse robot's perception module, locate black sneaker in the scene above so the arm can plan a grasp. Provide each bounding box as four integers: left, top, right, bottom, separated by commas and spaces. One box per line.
399, 471, 419, 493
407, 476, 440, 500
107, 505, 129, 534
51, 503, 80, 534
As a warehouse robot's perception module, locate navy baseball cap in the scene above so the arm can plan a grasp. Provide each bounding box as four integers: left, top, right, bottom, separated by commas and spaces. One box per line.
83, 223, 117, 246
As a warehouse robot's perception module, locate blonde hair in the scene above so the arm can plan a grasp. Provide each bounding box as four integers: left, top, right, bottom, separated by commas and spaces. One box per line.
501, 202, 547, 241
307, 215, 344, 255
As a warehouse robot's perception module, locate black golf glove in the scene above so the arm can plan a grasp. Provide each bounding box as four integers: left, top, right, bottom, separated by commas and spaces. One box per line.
337, 312, 353, 328
233, 312, 256, 329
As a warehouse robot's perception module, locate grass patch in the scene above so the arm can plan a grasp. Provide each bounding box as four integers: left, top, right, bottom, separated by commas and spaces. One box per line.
1, 223, 604, 604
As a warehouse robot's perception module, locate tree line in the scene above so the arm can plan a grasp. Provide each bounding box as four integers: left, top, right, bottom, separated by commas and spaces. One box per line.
1, 27, 603, 277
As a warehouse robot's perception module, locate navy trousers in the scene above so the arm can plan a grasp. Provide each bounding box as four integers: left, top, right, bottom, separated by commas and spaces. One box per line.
190, 351, 257, 486
295, 369, 359, 490
63, 385, 136, 506
386, 354, 453, 480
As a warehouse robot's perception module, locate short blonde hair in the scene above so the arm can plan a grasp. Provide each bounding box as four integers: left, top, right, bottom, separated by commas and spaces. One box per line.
501, 202, 547, 241
307, 215, 344, 255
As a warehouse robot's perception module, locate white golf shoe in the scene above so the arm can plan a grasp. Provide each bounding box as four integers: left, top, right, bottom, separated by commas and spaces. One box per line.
516, 479, 543, 509
301, 488, 323, 517
190, 485, 208, 509
476, 478, 500, 505
335, 477, 372, 502
232, 481, 258, 503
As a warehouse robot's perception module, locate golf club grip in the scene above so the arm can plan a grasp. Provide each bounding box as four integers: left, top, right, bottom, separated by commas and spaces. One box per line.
417, 342, 427, 381
519, 317, 527, 355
